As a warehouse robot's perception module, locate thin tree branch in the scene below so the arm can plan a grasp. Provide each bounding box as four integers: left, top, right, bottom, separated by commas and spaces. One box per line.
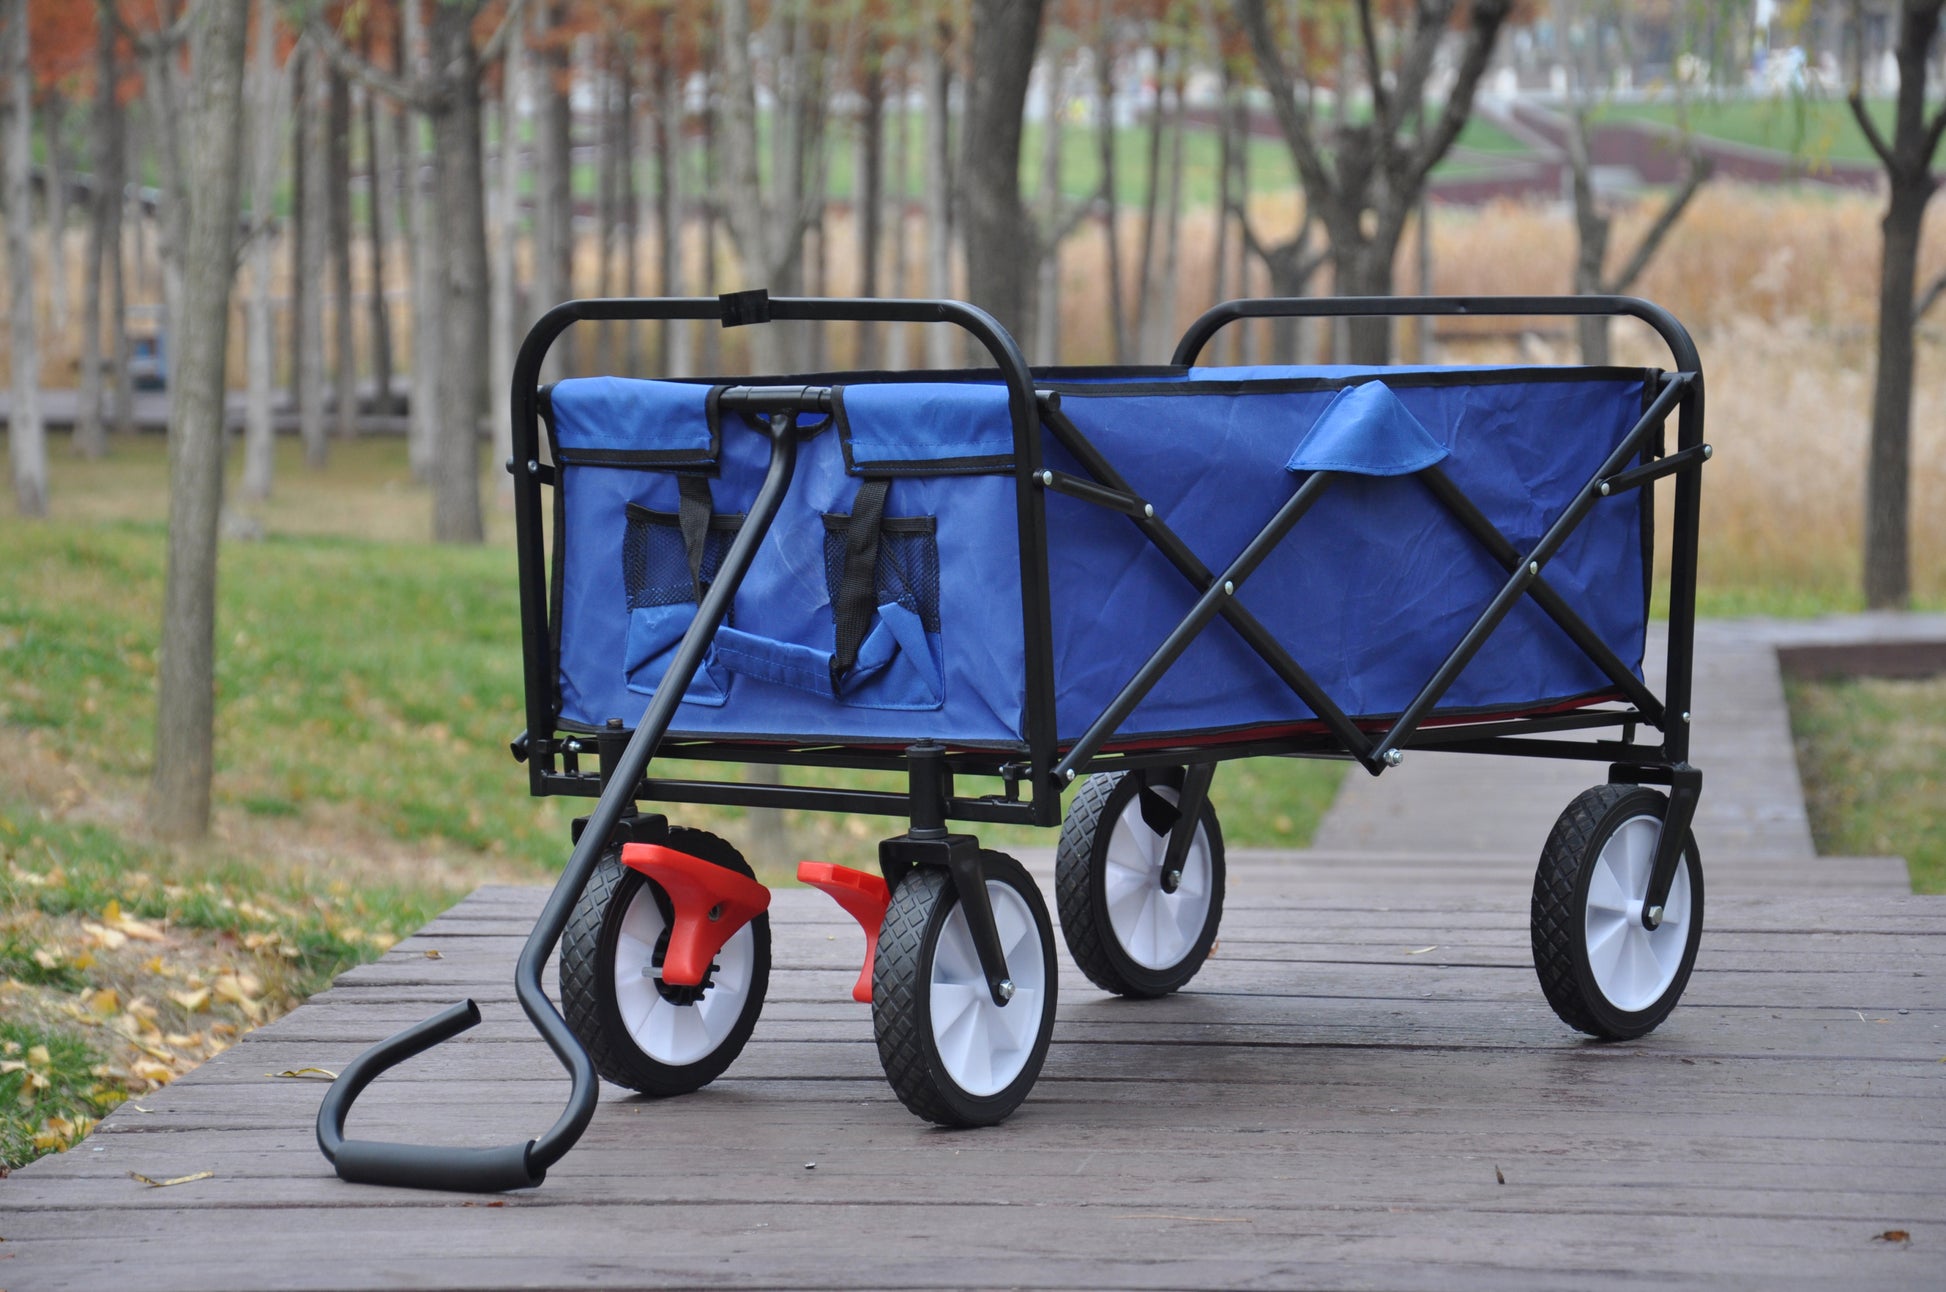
1848, 92, 1896, 168
283, 7, 439, 112
1227, 194, 1326, 282
105, 1, 191, 57
1234, 0, 1334, 202
1402, 0, 1512, 195
1609, 153, 1714, 294
477, 0, 533, 69
1918, 269, 1946, 322
1355, 0, 1388, 128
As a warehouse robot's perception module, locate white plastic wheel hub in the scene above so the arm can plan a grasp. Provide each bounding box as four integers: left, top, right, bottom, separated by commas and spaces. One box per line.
927, 881, 1047, 1097
611, 883, 756, 1067
1103, 786, 1214, 971
1583, 813, 1693, 1013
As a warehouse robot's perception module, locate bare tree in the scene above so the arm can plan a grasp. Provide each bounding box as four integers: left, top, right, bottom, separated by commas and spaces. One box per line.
962, 0, 1046, 349
361, 24, 394, 417
328, 64, 356, 438
1092, 0, 1130, 362
1238, 0, 1513, 363
77, 4, 129, 459
1848, 0, 1946, 608
2, 0, 45, 517
921, 6, 954, 365
490, 16, 526, 475
297, 43, 328, 465
152, 0, 249, 840
400, 0, 439, 480
242, 2, 290, 502
1559, 0, 1713, 366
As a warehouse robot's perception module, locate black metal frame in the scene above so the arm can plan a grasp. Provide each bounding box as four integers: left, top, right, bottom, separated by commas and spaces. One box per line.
318, 291, 1709, 1193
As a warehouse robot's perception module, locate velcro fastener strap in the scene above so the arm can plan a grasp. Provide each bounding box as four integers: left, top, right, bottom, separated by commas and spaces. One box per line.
830, 478, 890, 693
676, 473, 714, 602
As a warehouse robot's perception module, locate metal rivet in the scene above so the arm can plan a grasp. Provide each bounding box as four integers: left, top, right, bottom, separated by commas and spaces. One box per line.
1702, 444, 1713, 459
1382, 749, 1404, 767
1598, 482, 1611, 496
1646, 905, 1664, 928
1222, 580, 1234, 595
1527, 561, 1539, 576
1063, 769, 1076, 782
526, 459, 541, 475
1143, 503, 1154, 518
566, 740, 582, 753
1681, 711, 1691, 724
1038, 470, 1053, 485
995, 979, 1016, 1002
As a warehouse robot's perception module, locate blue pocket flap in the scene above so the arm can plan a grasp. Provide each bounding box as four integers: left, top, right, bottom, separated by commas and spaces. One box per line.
624, 604, 730, 706
1286, 381, 1448, 477
551, 377, 718, 465
835, 383, 1015, 476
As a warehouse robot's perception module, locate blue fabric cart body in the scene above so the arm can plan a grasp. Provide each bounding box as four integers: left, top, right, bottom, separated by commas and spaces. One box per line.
546, 364, 1653, 749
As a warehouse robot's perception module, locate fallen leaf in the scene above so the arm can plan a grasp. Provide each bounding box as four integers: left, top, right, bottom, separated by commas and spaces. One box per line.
170, 988, 211, 1013
129, 1170, 214, 1188
1406, 946, 1438, 955
80, 921, 128, 951
130, 1060, 175, 1086
31, 948, 61, 970
423, 950, 443, 960
1494, 1166, 1505, 1185
268, 1067, 339, 1081
1872, 1230, 1910, 1244
26, 1045, 50, 1068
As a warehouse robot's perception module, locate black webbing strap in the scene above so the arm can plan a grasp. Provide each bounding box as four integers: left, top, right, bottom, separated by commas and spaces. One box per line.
676, 474, 714, 602
830, 478, 890, 694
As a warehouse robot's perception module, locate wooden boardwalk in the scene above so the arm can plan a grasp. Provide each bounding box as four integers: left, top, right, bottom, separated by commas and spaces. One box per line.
4, 615, 1944, 1289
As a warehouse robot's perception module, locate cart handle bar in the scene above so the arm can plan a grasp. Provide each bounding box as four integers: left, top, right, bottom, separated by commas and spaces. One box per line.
1171, 294, 1703, 379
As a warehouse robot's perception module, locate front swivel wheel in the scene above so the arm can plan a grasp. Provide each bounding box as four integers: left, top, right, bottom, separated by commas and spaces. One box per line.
1532, 785, 1704, 1040
873, 851, 1058, 1127
560, 827, 770, 1096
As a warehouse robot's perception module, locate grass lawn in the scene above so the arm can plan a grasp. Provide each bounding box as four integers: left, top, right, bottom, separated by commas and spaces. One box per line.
1601, 96, 1916, 169
1786, 674, 1946, 894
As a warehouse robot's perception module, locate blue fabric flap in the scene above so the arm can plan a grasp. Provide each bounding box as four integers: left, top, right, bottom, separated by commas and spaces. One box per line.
836, 383, 1014, 475
623, 604, 730, 706
1285, 381, 1449, 477
550, 377, 718, 462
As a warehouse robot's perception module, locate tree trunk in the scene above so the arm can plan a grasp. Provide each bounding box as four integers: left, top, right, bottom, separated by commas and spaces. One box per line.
618, 53, 638, 366
243, 2, 286, 503
1142, 63, 1185, 361
490, 20, 524, 479
655, 53, 689, 376
328, 65, 356, 438
1032, 48, 1065, 366
1130, 45, 1166, 354
152, 0, 248, 840
1863, 180, 1926, 608
362, 60, 394, 417
297, 44, 328, 466
854, 51, 884, 367
399, 0, 440, 480
1094, 14, 1127, 363
429, 7, 488, 545
883, 54, 910, 368
962, 0, 1044, 351
537, 3, 573, 372
78, 5, 123, 459
922, 16, 953, 367
698, 90, 720, 373
3, 0, 44, 517
44, 90, 68, 335
287, 42, 308, 443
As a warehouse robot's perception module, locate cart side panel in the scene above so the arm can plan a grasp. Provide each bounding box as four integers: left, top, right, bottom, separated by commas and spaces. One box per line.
549, 379, 1030, 746
1043, 368, 1653, 741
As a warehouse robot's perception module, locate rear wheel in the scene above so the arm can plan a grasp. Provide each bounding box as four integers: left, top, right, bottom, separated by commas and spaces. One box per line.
873, 851, 1058, 1126
1532, 785, 1703, 1040
1056, 770, 1225, 999
560, 827, 770, 1096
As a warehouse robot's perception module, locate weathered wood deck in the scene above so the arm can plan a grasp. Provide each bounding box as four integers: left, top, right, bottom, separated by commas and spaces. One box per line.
4, 615, 1943, 1289
3, 857, 1941, 1291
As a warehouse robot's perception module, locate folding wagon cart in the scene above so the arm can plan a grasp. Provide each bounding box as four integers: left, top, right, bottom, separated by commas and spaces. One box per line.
317, 293, 1711, 1192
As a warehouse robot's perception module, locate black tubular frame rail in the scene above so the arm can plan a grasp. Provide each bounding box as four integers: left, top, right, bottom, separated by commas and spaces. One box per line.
316, 292, 1709, 1193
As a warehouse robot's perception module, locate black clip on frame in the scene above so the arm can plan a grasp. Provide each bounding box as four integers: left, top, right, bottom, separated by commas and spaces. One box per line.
318, 294, 1044, 1192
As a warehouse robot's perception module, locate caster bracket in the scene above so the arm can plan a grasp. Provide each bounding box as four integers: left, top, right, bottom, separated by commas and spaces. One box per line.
1639, 764, 1701, 928
621, 844, 772, 987
1153, 763, 1215, 892
881, 831, 1013, 1006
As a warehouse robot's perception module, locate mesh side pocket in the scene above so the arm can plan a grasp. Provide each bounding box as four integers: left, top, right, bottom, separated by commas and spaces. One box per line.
822, 514, 940, 631
624, 501, 742, 611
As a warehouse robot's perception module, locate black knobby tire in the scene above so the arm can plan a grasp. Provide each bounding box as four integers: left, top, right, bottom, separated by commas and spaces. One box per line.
559, 827, 771, 1096
1532, 785, 1704, 1041
1055, 770, 1225, 999
873, 851, 1058, 1127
